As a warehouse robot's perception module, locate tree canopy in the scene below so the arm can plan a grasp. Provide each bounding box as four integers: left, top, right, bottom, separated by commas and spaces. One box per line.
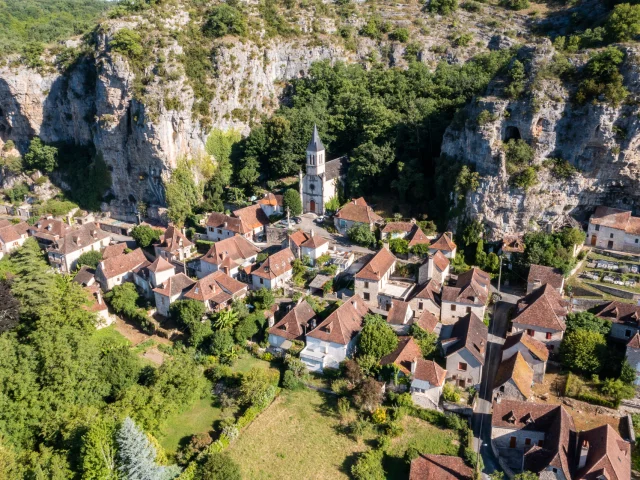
358, 314, 398, 360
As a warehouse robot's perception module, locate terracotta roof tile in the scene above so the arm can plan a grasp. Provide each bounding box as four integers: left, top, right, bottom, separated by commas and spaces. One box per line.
205, 212, 247, 234
102, 243, 128, 260
577, 424, 631, 480
301, 232, 329, 249
0, 225, 21, 243
289, 230, 308, 247
184, 270, 246, 304
355, 248, 396, 281
73, 266, 96, 286
99, 248, 148, 279
590, 206, 632, 231
414, 279, 441, 301
491, 399, 559, 430
306, 295, 368, 345
12, 221, 29, 236
382, 222, 415, 234
514, 284, 567, 332
432, 250, 450, 272
232, 204, 270, 230
429, 232, 456, 252
528, 264, 564, 290
29, 218, 70, 240
594, 301, 640, 326
0, 219, 10, 228
155, 225, 193, 253
257, 192, 283, 207
441, 267, 490, 306
148, 256, 174, 273
386, 300, 411, 325
444, 313, 488, 364
415, 310, 439, 333
335, 198, 383, 224
503, 331, 549, 362
380, 337, 423, 375
625, 217, 640, 235
49, 223, 110, 256
494, 351, 534, 398
153, 273, 195, 297
407, 225, 430, 247
627, 332, 640, 349
409, 454, 473, 480
252, 247, 295, 280
413, 359, 446, 386
268, 301, 317, 341
201, 235, 260, 267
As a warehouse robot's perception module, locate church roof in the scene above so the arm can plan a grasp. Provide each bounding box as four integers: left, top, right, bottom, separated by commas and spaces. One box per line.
307, 124, 325, 152
325, 156, 348, 181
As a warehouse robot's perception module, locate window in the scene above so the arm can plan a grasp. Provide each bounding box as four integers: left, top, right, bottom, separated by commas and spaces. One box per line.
458, 362, 467, 371
218, 229, 222, 234
363, 292, 370, 301
552, 468, 558, 473
595, 224, 600, 231
626, 329, 632, 338
364, 281, 369, 289
466, 307, 471, 313
527, 329, 535, 336
509, 437, 517, 448
419, 302, 424, 310
499, 385, 505, 392
546, 332, 552, 340
610, 233, 614, 239
451, 305, 457, 312
538, 440, 544, 447
636, 239, 639, 244
260, 278, 263, 285
525, 438, 531, 446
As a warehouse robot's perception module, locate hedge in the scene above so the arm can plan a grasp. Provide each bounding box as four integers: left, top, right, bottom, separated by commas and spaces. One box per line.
196, 239, 214, 253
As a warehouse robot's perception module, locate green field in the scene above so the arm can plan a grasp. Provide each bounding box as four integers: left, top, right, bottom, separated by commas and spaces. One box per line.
92, 324, 130, 346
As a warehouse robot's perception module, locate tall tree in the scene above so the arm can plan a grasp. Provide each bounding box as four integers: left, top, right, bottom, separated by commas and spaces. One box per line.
358, 314, 398, 360
81, 418, 118, 480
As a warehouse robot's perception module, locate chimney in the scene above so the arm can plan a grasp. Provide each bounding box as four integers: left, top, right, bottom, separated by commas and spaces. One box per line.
268, 315, 275, 328
578, 440, 589, 470
224, 222, 228, 228
96, 289, 103, 304
310, 229, 315, 237
411, 359, 417, 375
496, 396, 502, 404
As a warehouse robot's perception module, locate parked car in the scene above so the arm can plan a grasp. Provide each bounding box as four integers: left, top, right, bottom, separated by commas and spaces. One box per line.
292, 217, 302, 224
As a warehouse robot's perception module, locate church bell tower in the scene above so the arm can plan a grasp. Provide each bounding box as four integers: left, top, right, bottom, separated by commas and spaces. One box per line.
306, 124, 325, 177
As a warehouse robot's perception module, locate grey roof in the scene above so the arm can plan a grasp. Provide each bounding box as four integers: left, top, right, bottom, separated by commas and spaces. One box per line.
325, 156, 348, 181
307, 124, 325, 152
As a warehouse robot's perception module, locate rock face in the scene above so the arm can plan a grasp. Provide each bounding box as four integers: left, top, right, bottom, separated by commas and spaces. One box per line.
441, 41, 640, 239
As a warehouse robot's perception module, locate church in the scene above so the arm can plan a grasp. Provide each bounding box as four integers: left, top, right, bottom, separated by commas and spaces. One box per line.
298, 125, 347, 215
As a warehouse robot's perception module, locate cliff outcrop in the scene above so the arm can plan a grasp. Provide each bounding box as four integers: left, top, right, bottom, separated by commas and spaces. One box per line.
441, 40, 640, 239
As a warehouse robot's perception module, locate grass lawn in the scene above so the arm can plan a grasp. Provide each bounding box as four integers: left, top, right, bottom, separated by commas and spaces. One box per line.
233, 353, 274, 373
158, 396, 226, 455
92, 324, 131, 346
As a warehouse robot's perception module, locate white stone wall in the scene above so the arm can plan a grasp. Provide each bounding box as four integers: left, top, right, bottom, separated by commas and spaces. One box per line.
150, 267, 175, 289
409, 297, 441, 320
269, 333, 289, 348
491, 426, 545, 450
511, 323, 563, 353
611, 323, 639, 342
587, 222, 626, 251
441, 301, 485, 325
58, 237, 111, 273
252, 269, 292, 290
355, 277, 381, 308
302, 241, 329, 264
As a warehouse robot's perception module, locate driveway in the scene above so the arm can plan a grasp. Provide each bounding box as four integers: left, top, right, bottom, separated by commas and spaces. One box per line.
471, 300, 514, 476
295, 213, 376, 255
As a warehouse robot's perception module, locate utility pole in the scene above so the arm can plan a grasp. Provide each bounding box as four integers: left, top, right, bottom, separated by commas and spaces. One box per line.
286, 206, 291, 229
497, 254, 503, 294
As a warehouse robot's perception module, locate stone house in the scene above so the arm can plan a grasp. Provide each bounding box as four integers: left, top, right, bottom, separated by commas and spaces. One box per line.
256, 192, 284, 217
409, 358, 446, 410
153, 225, 194, 262
268, 300, 317, 350
73, 265, 97, 287
409, 279, 441, 320
198, 235, 260, 279
183, 270, 247, 313
0, 220, 29, 259
413, 309, 441, 338
300, 295, 368, 372
95, 248, 148, 291
441, 312, 487, 388
440, 267, 490, 326
501, 234, 525, 260
575, 424, 631, 480
511, 284, 568, 354
284, 230, 329, 265
491, 399, 574, 479
28, 218, 70, 248
251, 247, 295, 290
502, 331, 549, 383
626, 333, 640, 386
593, 301, 640, 342
233, 204, 270, 241
493, 352, 534, 402
84, 285, 113, 329
299, 126, 348, 216
333, 197, 383, 235
153, 273, 196, 317
428, 232, 457, 259
205, 204, 269, 243
409, 454, 473, 480
102, 243, 129, 260
417, 250, 450, 287
587, 206, 640, 253
527, 264, 565, 294
380, 336, 423, 381
132, 256, 176, 298
386, 300, 414, 334
354, 247, 397, 308
380, 221, 430, 249
47, 223, 111, 273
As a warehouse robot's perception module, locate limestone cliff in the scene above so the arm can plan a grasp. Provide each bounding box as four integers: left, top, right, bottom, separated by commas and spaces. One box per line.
441, 40, 640, 239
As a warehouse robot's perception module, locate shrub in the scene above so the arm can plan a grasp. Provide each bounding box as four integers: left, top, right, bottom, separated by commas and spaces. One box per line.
131, 225, 161, 248
504, 60, 526, 99
560, 330, 607, 374
500, 0, 529, 10
332, 378, 351, 396
442, 383, 461, 402
544, 157, 577, 180
390, 27, 409, 42
110, 29, 144, 60
282, 188, 302, 216
348, 223, 376, 247
76, 250, 102, 269
358, 314, 398, 360
606, 3, 640, 42
372, 407, 387, 424
455, 33, 473, 47
351, 449, 385, 480
511, 166, 538, 190
476, 110, 497, 126
388, 238, 409, 255
203, 4, 247, 38
198, 452, 241, 480
23, 138, 57, 173
429, 0, 458, 15
576, 47, 628, 107
504, 139, 534, 173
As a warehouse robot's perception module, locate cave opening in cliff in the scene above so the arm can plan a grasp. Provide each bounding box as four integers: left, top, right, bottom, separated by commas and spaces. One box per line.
504, 126, 521, 142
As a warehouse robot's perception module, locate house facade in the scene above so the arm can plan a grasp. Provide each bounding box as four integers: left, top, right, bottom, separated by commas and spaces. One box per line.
593, 301, 640, 342
251, 248, 295, 290
183, 270, 247, 313
333, 197, 383, 235
300, 295, 368, 372
133, 256, 176, 298
587, 206, 640, 252
268, 300, 317, 350
256, 192, 284, 217
441, 313, 487, 388
298, 125, 347, 216
198, 235, 260, 279
47, 223, 111, 273
95, 248, 148, 291
153, 225, 194, 262
527, 264, 565, 295
409, 358, 446, 410
626, 333, 640, 386
354, 247, 397, 308
428, 232, 457, 258
440, 267, 490, 325
417, 250, 450, 287
409, 279, 441, 319
153, 273, 196, 317
0, 221, 29, 259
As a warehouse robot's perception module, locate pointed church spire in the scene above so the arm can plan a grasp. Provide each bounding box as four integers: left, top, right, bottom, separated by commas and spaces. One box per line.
307, 124, 325, 152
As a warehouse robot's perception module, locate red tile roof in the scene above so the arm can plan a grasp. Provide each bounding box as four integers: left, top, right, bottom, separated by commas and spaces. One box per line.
49, 223, 110, 255
382, 221, 415, 234
429, 232, 456, 252
268, 300, 317, 341
414, 279, 441, 301
413, 359, 446, 386
444, 313, 488, 364
184, 270, 246, 304
380, 337, 423, 375
414, 310, 439, 333
29, 218, 70, 241
528, 264, 564, 290
153, 273, 196, 298
503, 331, 550, 362
289, 230, 309, 247
232, 204, 270, 231
593, 301, 640, 326
301, 232, 329, 250
257, 192, 284, 207
407, 225, 430, 247
386, 300, 411, 325
441, 267, 490, 306
514, 284, 567, 332
102, 243, 128, 260
99, 248, 148, 279
627, 332, 640, 349
577, 424, 631, 480
147, 256, 174, 273
252, 247, 295, 280
206, 212, 247, 234
201, 235, 260, 267
432, 250, 450, 272
155, 225, 193, 253
306, 295, 368, 345
355, 248, 396, 281
590, 206, 633, 231
0, 224, 21, 243
494, 351, 534, 398
335, 198, 383, 224
409, 454, 473, 480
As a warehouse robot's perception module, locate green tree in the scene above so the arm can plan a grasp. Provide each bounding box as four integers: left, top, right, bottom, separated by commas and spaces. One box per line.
348, 223, 376, 247
606, 3, 640, 42
251, 287, 275, 310
198, 452, 242, 480
620, 360, 636, 384
576, 47, 628, 106
504, 60, 526, 99
283, 188, 302, 216
410, 324, 438, 358
601, 378, 635, 402
560, 329, 607, 374
504, 139, 534, 175
429, 0, 458, 14
389, 238, 409, 255
358, 314, 398, 360
210, 329, 235, 358
76, 250, 103, 269
352, 449, 385, 480
240, 367, 274, 406
213, 309, 239, 331
131, 225, 161, 248
110, 28, 144, 60
81, 418, 118, 480
454, 165, 480, 200
565, 311, 611, 335
165, 161, 201, 226
203, 4, 247, 38
23, 137, 58, 173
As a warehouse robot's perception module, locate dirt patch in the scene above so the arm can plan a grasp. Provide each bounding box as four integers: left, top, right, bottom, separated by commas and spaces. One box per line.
114, 316, 172, 347
142, 346, 166, 365
531, 365, 624, 434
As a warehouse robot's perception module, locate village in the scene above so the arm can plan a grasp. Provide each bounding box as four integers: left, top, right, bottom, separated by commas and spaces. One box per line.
1, 130, 638, 480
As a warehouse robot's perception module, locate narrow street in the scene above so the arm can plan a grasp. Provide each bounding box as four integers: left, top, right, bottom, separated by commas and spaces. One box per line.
472, 300, 513, 476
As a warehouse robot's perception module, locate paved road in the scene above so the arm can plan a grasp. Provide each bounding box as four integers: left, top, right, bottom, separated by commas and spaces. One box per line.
471, 300, 513, 476
290, 213, 376, 255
